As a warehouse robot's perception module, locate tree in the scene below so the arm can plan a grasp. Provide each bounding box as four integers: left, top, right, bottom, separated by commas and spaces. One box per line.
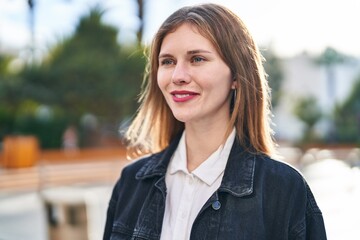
333, 75, 360, 143
315, 47, 352, 142
0, 54, 17, 139
293, 96, 323, 143
261, 47, 284, 108
22, 7, 145, 122
17, 6, 146, 148
315, 47, 347, 108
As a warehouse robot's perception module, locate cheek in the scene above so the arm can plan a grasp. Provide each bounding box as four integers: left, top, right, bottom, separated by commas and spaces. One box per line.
157, 73, 171, 102
157, 73, 166, 92
203, 72, 232, 94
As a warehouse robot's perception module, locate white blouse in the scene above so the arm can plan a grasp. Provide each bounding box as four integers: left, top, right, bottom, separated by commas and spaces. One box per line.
160, 129, 236, 240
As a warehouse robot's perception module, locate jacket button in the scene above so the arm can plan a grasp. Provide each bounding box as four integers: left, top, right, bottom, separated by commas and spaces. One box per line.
212, 201, 221, 210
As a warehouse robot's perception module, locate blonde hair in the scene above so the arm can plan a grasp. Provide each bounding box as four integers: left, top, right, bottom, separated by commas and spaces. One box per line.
126, 3, 275, 157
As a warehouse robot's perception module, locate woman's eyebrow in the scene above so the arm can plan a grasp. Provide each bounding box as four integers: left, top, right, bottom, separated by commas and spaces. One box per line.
158, 53, 173, 59
158, 49, 212, 58
187, 49, 212, 55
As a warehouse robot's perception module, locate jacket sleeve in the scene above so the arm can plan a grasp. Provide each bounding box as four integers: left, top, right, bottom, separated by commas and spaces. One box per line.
103, 170, 125, 240
291, 181, 327, 240
102, 157, 152, 240
304, 182, 327, 240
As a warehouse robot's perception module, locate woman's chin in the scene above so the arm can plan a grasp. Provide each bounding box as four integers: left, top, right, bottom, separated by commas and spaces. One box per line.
172, 113, 192, 123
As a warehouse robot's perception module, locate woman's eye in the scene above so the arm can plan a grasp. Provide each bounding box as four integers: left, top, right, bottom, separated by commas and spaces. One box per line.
192, 56, 205, 63
160, 59, 174, 65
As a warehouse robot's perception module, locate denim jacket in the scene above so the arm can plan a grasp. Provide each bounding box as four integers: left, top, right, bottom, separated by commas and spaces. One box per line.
104, 135, 327, 240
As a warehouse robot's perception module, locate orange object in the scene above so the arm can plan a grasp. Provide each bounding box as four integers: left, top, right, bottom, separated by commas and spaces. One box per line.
2, 135, 39, 168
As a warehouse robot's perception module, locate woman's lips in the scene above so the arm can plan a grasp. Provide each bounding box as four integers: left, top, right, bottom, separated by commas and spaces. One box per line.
170, 90, 199, 102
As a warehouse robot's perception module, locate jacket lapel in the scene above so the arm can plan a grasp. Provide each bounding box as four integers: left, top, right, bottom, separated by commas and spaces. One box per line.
219, 138, 255, 197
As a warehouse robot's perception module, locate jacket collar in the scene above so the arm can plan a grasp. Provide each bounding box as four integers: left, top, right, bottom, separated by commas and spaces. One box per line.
135, 133, 255, 197
218, 138, 255, 197
135, 133, 182, 180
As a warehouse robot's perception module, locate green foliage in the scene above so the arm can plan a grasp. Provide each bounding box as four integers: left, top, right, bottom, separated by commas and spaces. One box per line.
261, 48, 284, 108
333, 75, 360, 143
22, 7, 145, 123
0, 104, 15, 139
0, 55, 12, 75
0, 54, 17, 139
2, 6, 146, 148
315, 47, 346, 66
293, 96, 323, 142
13, 101, 69, 148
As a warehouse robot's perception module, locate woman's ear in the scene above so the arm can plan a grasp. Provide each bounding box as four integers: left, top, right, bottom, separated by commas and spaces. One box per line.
231, 80, 238, 89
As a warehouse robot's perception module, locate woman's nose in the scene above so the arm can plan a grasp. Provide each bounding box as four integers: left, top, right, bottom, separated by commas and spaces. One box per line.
171, 62, 190, 85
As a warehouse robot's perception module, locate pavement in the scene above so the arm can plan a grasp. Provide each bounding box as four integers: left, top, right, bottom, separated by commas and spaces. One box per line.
302, 158, 360, 240
0, 192, 47, 240
0, 184, 113, 240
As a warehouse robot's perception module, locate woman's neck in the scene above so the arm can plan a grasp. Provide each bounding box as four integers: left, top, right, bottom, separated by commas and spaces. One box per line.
184, 120, 230, 172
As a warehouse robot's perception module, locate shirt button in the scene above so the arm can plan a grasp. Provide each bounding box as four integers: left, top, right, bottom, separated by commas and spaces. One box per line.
212, 200, 221, 210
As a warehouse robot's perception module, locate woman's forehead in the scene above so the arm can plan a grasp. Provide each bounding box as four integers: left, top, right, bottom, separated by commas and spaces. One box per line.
160, 23, 216, 51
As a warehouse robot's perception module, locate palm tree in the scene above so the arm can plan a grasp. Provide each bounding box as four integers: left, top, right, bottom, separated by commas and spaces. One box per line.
315, 47, 346, 108
315, 47, 349, 142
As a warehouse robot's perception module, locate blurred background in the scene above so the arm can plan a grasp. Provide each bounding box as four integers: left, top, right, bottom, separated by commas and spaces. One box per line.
0, 0, 359, 239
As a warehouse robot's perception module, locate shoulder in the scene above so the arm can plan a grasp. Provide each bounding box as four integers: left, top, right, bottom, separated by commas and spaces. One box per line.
253, 154, 326, 237
108, 152, 164, 204
110, 155, 149, 194
118, 151, 163, 183
258, 156, 326, 237
255, 154, 322, 212
253, 154, 312, 204
120, 137, 181, 181
121, 154, 153, 178
256, 154, 305, 185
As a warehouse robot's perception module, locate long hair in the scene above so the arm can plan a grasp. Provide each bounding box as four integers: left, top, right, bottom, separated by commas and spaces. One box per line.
126, 3, 275, 157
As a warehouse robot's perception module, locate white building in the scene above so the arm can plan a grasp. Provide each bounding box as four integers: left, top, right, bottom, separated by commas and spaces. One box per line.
273, 52, 360, 142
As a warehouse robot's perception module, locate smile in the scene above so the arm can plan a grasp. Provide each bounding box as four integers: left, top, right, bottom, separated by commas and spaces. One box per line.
170, 91, 199, 102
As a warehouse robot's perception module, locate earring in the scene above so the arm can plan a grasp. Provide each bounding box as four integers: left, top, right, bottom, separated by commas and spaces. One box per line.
230, 88, 236, 112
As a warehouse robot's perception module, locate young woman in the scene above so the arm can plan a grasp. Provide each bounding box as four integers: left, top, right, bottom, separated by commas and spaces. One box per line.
104, 3, 327, 240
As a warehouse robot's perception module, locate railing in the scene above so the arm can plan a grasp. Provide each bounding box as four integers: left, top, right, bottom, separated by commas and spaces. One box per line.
0, 147, 130, 192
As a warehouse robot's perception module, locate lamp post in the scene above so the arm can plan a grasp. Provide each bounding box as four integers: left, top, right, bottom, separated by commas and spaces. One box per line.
136, 0, 144, 47
28, 0, 35, 64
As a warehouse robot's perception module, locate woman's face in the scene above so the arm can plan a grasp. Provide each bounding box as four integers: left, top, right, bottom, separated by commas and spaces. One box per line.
157, 23, 234, 125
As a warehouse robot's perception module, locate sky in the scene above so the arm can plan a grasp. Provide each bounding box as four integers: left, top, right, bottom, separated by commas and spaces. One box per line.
0, 0, 359, 60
